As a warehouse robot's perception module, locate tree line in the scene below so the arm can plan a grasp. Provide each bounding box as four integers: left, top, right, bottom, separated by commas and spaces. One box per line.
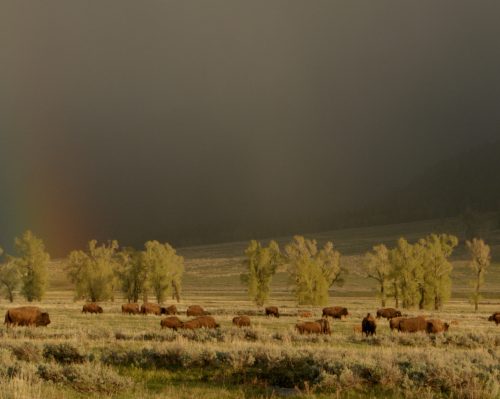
241, 234, 493, 311
0, 230, 493, 311
0, 231, 184, 304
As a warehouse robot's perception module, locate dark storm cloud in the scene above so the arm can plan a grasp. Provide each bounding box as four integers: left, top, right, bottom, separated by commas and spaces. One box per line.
1, 1, 499, 255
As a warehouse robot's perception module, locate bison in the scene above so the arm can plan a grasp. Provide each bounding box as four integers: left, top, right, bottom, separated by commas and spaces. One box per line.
426, 319, 449, 334
398, 316, 427, 333
232, 315, 251, 327
162, 305, 178, 315
362, 313, 377, 336
5, 306, 51, 327
488, 312, 500, 325
160, 316, 183, 330
376, 308, 402, 320
322, 306, 349, 319
181, 316, 219, 330
295, 318, 331, 335
186, 305, 208, 317
141, 303, 163, 315
122, 303, 140, 315
82, 303, 103, 314
389, 317, 405, 331
298, 311, 313, 318
265, 306, 279, 318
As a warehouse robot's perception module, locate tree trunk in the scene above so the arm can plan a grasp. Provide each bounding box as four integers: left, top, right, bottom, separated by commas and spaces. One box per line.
380, 283, 386, 307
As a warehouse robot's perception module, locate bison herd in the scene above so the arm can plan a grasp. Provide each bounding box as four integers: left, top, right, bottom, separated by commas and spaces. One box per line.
3, 304, 500, 336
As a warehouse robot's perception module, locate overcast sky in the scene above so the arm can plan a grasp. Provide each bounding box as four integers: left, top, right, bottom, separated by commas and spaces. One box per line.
1, 1, 499, 255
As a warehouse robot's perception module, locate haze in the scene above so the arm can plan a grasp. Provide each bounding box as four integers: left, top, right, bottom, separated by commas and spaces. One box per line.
1, 1, 499, 256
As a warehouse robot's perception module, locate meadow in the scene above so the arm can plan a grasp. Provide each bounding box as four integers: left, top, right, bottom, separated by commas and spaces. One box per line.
0, 218, 499, 398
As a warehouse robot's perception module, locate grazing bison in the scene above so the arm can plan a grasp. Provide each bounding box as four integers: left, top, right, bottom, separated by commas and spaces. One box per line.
376, 308, 402, 320
5, 307, 51, 327
265, 306, 279, 318
389, 317, 405, 331
82, 303, 103, 314
426, 319, 449, 334
295, 318, 331, 335
181, 316, 219, 330
398, 316, 427, 333
488, 312, 500, 325
122, 303, 140, 315
141, 303, 163, 315
362, 313, 377, 336
162, 305, 178, 315
160, 316, 183, 330
232, 315, 251, 327
298, 311, 313, 318
322, 306, 349, 319
186, 305, 208, 317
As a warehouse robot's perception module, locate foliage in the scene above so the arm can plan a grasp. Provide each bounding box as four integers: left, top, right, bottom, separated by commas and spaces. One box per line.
12, 231, 49, 302
141, 241, 184, 303
285, 236, 343, 306
418, 234, 458, 310
364, 244, 391, 306
240, 240, 281, 306
115, 247, 146, 303
0, 247, 20, 302
66, 240, 119, 302
466, 238, 491, 311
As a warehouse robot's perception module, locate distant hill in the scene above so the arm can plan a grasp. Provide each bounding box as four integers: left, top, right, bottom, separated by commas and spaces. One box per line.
347, 140, 500, 229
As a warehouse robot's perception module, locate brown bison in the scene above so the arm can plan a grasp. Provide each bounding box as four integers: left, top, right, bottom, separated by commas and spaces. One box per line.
426, 319, 449, 334
232, 315, 251, 327
298, 311, 313, 318
5, 306, 51, 327
162, 305, 178, 315
265, 306, 279, 318
122, 303, 140, 315
398, 316, 427, 333
376, 308, 402, 320
141, 303, 164, 315
186, 305, 208, 317
362, 313, 377, 336
488, 312, 500, 325
82, 303, 103, 314
295, 318, 331, 335
181, 316, 219, 330
389, 317, 405, 331
160, 316, 183, 330
322, 306, 349, 319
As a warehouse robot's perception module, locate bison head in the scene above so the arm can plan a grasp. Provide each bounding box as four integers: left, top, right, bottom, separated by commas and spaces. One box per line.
444, 323, 450, 331
488, 315, 494, 321
37, 312, 51, 326
97, 307, 103, 313
395, 311, 402, 317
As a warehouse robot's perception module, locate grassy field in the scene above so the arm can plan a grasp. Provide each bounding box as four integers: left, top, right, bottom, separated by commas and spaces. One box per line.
0, 218, 499, 398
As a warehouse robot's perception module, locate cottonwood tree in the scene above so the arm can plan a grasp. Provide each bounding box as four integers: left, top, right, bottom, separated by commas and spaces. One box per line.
389, 238, 422, 309
466, 238, 491, 311
240, 240, 282, 306
141, 241, 184, 304
285, 236, 343, 306
419, 234, 458, 310
13, 231, 50, 301
66, 240, 119, 302
364, 244, 391, 307
0, 247, 20, 302
116, 247, 146, 303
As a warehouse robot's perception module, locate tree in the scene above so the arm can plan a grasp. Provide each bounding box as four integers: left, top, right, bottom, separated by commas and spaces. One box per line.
0, 247, 20, 302
66, 240, 119, 302
285, 236, 343, 306
13, 231, 49, 301
389, 238, 422, 309
466, 238, 491, 311
141, 241, 184, 304
116, 247, 147, 303
419, 234, 458, 310
364, 244, 391, 307
240, 240, 282, 306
